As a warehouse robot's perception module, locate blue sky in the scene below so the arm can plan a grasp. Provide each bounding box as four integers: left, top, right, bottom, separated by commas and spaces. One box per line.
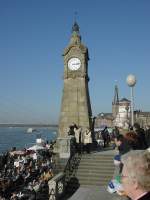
0, 0, 150, 124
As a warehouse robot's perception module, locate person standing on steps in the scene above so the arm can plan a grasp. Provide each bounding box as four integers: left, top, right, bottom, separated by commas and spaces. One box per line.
101, 126, 110, 148
74, 127, 82, 154
83, 128, 92, 153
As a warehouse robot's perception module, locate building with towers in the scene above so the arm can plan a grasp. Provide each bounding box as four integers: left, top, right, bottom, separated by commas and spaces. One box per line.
95, 84, 150, 129
113, 97, 131, 128
95, 85, 131, 129
111, 84, 130, 128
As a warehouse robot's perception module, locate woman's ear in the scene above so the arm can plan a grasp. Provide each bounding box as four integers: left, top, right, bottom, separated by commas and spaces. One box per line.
132, 178, 138, 190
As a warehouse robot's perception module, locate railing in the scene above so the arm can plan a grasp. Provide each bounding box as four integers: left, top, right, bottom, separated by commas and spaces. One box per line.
48, 172, 65, 200
64, 141, 82, 183
48, 137, 82, 199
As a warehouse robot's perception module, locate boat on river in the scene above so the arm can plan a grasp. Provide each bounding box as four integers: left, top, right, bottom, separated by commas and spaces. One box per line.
26, 128, 37, 133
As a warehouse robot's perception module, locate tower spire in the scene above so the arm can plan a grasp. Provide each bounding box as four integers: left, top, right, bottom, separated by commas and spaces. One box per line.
71, 21, 80, 36
70, 20, 81, 45
113, 84, 119, 104
74, 11, 78, 22
69, 11, 81, 44
72, 11, 79, 35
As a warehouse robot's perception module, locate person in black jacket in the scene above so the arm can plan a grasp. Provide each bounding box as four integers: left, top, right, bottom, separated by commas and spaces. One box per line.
101, 126, 110, 148
145, 125, 150, 147
124, 131, 141, 150
133, 123, 148, 149
115, 134, 132, 155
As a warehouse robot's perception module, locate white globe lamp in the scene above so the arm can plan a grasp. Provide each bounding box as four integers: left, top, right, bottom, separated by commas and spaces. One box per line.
126, 74, 137, 127
126, 74, 136, 87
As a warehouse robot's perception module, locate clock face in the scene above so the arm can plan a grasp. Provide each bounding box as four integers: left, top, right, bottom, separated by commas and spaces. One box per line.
68, 58, 81, 71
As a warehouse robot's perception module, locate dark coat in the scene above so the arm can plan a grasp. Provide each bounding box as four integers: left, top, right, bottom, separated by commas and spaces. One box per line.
145, 129, 150, 147
137, 192, 150, 200
136, 128, 148, 149
118, 139, 132, 155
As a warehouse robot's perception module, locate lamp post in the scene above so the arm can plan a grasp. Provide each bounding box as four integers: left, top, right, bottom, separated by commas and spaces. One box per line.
125, 105, 129, 120
101, 113, 104, 126
126, 74, 137, 127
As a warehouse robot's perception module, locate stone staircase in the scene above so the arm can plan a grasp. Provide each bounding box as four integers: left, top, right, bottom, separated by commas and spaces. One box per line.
76, 151, 115, 187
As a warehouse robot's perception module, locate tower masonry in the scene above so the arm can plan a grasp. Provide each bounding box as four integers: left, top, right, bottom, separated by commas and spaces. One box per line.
58, 22, 92, 137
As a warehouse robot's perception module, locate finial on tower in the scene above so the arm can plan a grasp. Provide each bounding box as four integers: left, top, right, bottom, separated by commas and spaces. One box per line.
71, 11, 80, 35
74, 11, 78, 22
69, 12, 81, 45
72, 22, 80, 33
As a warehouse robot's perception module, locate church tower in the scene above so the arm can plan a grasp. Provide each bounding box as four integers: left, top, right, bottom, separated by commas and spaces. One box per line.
58, 22, 92, 137
112, 84, 119, 118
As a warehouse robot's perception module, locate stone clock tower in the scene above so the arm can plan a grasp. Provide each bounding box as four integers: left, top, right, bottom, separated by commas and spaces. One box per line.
58, 22, 92, 137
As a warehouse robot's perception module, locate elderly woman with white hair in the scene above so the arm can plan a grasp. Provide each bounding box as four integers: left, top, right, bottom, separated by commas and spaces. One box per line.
121, 149, 150, 200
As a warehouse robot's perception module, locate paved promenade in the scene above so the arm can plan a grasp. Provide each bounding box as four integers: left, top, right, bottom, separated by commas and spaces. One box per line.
69, 186, 126, 200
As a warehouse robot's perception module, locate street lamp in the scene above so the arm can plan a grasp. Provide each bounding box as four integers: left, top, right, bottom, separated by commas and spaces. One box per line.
126, 74, 137, 127
100, 113, 104, 126
125, 105, 129, 120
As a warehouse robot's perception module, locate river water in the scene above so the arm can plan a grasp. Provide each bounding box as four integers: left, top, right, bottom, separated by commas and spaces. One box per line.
0, 127, 57, 154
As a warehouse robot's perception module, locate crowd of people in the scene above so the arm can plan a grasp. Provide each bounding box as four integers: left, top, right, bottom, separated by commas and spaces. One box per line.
67, 123, 92, 154
115, 123, 149, 156
68, 122, 150, 154
0, 141, 55, 200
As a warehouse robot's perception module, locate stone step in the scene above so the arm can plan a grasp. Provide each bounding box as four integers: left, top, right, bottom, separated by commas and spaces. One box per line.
81, 155, 114, 160
79, 161, 114, 167
80, 158, 113, 163
67, 178, 110, 187
80, 160, 113, 164
76, 173, 113, 179
78, 179, 110, 186
78, 168, 114, 173
77, 170, 114, 175
81, 155, 114, 159
77, 170, 114, 177
78, 165, 114, 170
79, 160, 114, 166
77, 179, 112, 186
77, 179, 112, 185
79, 175, 112, 181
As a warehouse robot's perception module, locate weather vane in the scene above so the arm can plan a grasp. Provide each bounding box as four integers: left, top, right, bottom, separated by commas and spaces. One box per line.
114, 79, 118, 85
74, 11, 78, 22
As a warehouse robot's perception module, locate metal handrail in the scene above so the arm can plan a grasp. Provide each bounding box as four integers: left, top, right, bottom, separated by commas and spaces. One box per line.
64, 144, 82, 183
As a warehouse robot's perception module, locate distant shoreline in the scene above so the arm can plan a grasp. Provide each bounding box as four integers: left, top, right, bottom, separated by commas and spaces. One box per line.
0, 124, 58, 128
